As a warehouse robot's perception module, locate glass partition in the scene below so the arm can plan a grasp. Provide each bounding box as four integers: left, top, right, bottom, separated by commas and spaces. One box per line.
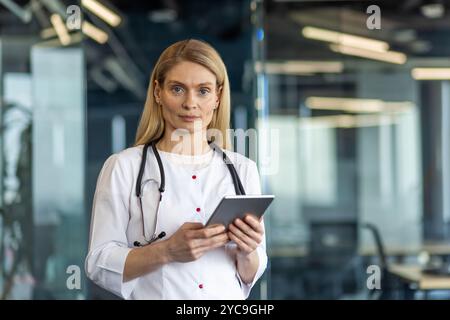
257, 0, 450, 299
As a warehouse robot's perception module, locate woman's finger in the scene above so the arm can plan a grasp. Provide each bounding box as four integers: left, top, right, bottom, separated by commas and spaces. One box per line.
228, 232, 252, 254
229, 223, 258, 250
243, 215, 264, 234
197, 232, 229, 250
233, 219, 262, 244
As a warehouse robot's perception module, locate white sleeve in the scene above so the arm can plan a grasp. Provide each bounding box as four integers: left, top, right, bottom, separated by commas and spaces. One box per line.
236, 160, 269, 299
85, 154, 138, 299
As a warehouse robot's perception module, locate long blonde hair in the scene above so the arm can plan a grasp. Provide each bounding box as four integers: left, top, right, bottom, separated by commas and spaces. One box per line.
135, 39, 231, 149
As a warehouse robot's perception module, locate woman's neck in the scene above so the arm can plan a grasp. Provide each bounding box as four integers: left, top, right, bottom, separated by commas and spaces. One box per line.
156, 130, 211, 156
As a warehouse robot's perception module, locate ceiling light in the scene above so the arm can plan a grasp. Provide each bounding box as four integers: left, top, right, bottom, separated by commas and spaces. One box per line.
82, 21, 108, 44
305, 97, 413, 113
412, 68, 450, 80
50, 14, 71, 46
330, 44, 407, 64
148, 9, 177, 23
421, 3, 445, 19
299, 114, 400, 129
255, 61, 343, 75
302, 26, 389, 52
81, 0, 121, 27
40, 27, 57, 39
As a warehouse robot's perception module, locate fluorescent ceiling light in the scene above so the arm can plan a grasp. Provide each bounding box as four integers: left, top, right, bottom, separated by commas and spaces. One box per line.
50, 14, 71, 46
421, 3, 445, 19
305, 97, 413, 113
82, 21, 108, 44
302, 26, 389, 52
412, 68, 450, 80
82, 0, 121, 27
40, 27, 57, 39
330, 44, 407, 64
148, 9, 177, 23
255, 61, 343, 74
299, 114, 400, 129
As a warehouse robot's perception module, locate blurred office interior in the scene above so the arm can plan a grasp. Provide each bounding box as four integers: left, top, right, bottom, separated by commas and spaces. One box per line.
1, 0, 450, 299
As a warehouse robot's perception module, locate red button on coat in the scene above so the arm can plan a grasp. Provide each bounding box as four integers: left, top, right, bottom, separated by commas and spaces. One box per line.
199, 284, 204, 289
196, 208, 201, 212
192, 175, 197, 180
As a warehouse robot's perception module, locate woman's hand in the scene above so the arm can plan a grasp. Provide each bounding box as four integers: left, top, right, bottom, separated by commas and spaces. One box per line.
164, 222, 229, 263
228, 214, 264, 257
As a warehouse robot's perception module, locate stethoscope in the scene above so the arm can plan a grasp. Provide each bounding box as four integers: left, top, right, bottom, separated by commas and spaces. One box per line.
133, 139, 246, 247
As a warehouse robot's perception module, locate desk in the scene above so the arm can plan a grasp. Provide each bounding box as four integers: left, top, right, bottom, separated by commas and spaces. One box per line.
360, 242, 450, 257
389, 264, 450, 290
269, 242, 450, 258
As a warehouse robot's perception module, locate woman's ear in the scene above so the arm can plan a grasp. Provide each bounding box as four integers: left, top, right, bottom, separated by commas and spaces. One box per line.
154, 80, 161, 103
216, 85, 223, 105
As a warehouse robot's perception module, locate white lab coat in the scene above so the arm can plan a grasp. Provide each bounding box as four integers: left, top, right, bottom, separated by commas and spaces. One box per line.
85, 145, 268, 300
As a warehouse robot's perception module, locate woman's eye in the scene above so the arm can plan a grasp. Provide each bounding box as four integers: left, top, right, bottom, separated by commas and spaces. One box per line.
171, 86, 184, 94
199, 88, 210, 96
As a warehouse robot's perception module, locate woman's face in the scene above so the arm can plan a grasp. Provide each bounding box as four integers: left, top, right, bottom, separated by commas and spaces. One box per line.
155, 61, 220, 136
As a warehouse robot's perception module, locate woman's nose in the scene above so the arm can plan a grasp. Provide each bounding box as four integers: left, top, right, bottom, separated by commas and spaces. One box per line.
182, 91, 198, 109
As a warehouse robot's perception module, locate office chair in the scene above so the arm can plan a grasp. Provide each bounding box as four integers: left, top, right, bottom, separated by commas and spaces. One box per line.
361, 223, 397, 299
305, 221, 361, 299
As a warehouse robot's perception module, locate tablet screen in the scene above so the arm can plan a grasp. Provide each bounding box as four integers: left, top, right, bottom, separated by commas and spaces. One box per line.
205, 195, 274, 228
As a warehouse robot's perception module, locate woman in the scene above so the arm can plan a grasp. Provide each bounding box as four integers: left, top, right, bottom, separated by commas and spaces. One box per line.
85, 39, 267, 300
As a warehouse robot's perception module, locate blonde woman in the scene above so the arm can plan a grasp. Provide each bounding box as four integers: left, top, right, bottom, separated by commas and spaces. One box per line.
85, 39, 267, 300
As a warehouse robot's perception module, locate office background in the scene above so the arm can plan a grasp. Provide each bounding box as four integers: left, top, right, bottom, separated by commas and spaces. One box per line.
1, 0, 450, 299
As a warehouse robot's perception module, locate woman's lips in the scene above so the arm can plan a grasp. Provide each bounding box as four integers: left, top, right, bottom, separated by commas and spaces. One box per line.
179, 115, 201, 122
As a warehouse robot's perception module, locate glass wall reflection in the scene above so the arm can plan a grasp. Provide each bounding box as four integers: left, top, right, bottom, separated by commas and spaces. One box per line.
1, 4, 87, 298
259, 0, 450, 299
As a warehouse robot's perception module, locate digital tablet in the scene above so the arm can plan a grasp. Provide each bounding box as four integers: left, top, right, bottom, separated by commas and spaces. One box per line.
205, 195, 274, 228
